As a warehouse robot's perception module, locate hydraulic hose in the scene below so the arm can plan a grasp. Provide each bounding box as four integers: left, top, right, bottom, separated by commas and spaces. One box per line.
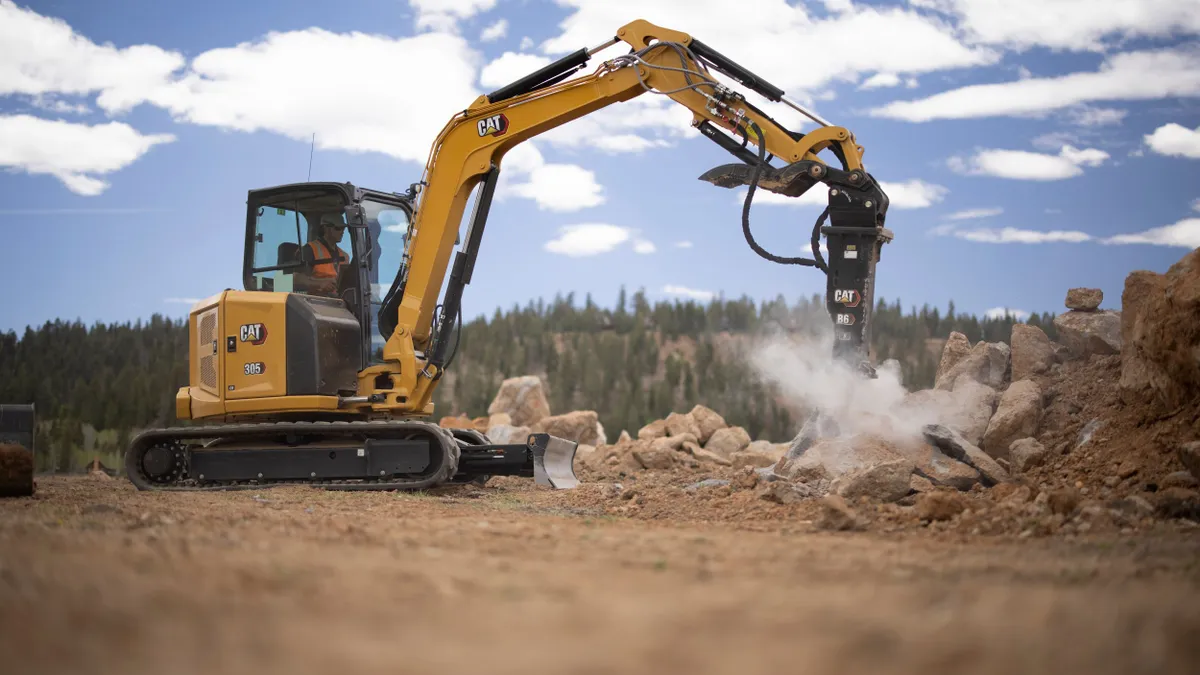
740, 122, 826, 272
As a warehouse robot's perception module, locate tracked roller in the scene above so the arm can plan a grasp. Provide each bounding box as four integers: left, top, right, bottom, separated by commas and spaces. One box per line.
124, 420, 578, 492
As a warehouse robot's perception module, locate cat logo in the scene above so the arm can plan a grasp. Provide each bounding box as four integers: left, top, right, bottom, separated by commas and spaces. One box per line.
835, 313, 856, 325
239, 323, 267, 345
834, 289, 861, 307
477, 114, 509, 137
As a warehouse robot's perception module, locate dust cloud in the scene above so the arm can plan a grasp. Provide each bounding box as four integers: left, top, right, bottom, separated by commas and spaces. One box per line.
747, 330, 954, 447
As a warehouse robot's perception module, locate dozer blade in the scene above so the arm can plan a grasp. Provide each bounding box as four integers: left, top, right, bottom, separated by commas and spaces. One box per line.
531, 434, 579, 489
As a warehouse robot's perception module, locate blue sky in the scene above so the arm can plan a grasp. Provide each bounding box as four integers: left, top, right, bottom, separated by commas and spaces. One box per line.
1, 0, 1198, 334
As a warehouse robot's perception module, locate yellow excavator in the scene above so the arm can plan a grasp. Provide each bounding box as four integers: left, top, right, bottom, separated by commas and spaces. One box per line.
125, 19, 892, 492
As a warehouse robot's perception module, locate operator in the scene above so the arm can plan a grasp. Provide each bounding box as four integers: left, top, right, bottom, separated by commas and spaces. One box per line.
294, 213, 350, 296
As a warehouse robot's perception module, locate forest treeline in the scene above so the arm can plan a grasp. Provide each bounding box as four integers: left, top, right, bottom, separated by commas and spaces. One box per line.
0, 290, 1056, 471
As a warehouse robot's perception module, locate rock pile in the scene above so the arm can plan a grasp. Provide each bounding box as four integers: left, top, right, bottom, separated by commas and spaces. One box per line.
580, 404, 789, 475
443, 248, 1200, 532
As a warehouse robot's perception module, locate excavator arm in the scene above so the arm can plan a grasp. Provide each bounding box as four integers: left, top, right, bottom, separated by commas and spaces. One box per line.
375, 19, 892, 414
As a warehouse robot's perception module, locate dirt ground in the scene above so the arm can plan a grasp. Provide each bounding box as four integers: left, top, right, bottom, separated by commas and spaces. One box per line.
2, 474, 1199, 675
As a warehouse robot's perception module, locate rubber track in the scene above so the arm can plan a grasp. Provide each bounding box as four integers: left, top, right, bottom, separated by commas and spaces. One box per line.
126, 419, 461, 493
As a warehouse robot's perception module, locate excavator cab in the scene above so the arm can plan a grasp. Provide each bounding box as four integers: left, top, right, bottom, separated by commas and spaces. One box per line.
242, 182, 414, 365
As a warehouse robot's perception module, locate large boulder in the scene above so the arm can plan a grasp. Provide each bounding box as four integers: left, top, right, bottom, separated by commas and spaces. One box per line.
688, 404, 727, 444
906, 443, 981, 491
487, 376, 551, 427
637, 419, 668, 440
1054, 310, 1122, 357
485, 424, 532, 446
1119, 250, 1200, 415
893, 376, 995, 447
532, 410, 606, 446
1066, 287, 1103, 311
664, 411, 703, 440
935, 340, 1008, 390
777, 434, 916, 504
923, 424, 1010, 486
833, 458, 915, 503
982, 379, 1042, 462
779, 434, 905, 480
1120, 270, 1170, 406
1010, 323, 1057, 381
935, 332, 972, 383
746, 440, 789, 461
704, 426, 752, 459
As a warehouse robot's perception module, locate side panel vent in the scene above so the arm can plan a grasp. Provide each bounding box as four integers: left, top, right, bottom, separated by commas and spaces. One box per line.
198, 307, 219, 393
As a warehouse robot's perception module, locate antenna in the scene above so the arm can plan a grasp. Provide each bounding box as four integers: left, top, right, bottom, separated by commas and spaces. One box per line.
307, 133, 315, 181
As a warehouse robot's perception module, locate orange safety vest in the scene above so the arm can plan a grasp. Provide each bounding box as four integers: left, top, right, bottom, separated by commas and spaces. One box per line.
306, 240, 348, 278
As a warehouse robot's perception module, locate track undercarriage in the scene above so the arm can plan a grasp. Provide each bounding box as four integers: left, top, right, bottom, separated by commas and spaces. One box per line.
124, 420, 579, 492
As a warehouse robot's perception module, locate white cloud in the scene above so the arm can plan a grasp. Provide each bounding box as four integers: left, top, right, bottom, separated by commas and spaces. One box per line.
495, 142, 605, 211
674, 240, 694, 248
544, 224, 631, 257
879, 180, 949, 208
537, 96, 699, 154
164, 297, 201, 305
735, 179, 946, 209
909, 0, 1200, 52
0, 0, 185, 114
410, 0, 496, 32
633, 239, 656, 254
1192, 198, 1200, 213
480, 19, 508, 42
859, 73, 902, 89
29, 95, 90, 115
948, 145, 1109, 180
507, 163, 604, 211
0, 115, 174, 195
1144, 123, 1200, 159
479, 52, 551, 88
0, 3, 492, 176
139, 28, 482, 164
519, 36, 534, 50
1058, 145, 1110, 166
949, 227, 1094, 243
984, 307, 1031, 321
1066, 105, 1127, 127
543, 0, 997, 100
871, 48, 1200, 122
662, 284, 715, 302
946, 207, 1003, 220
1102, 218, 1200, 248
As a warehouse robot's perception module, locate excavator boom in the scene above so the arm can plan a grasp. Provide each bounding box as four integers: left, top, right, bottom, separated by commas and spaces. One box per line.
382, 19, 891, 413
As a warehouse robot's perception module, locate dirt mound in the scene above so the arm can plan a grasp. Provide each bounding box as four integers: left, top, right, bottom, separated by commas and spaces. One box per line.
0, 444, 33, 497
1027, 355, 1199, 493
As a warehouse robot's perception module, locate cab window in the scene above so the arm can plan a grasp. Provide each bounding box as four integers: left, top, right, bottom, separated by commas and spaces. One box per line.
250, 205, 311, 293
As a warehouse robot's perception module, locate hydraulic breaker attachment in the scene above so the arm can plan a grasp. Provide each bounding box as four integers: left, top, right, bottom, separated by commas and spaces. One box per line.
699, 158, 893, 376
822, 171, 893, 376
456, 432, 579, 489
